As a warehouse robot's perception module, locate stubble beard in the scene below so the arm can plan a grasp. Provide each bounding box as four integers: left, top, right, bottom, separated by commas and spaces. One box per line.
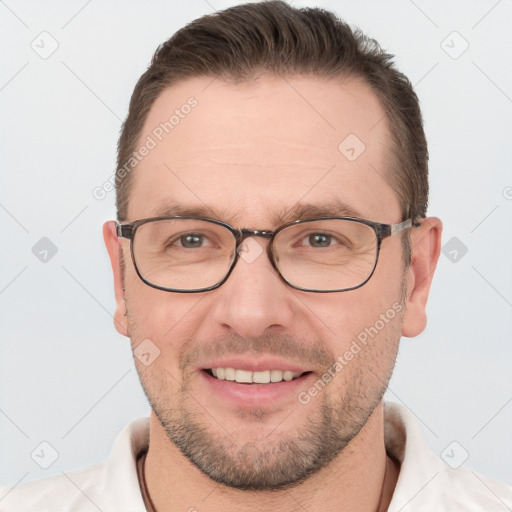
131, 310, 403, 491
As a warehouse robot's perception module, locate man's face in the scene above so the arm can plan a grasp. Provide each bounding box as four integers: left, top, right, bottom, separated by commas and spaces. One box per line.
112, 74, 411, 489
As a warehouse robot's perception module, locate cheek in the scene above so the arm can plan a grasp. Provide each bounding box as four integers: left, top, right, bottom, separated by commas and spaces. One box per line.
327, 301, 402, 388
125, 271, 198, 333
124, 285, 206, 379
127, 297, 189, 396
299, 286, 401, 343
294, 261, 405, 363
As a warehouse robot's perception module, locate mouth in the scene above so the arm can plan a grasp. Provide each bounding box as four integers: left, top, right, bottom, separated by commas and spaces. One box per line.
203, 368, 312, 384
198, 356, 317, 408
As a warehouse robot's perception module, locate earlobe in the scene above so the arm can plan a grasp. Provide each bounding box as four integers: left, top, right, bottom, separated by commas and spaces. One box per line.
401, 217, 443, 338
103, 221, 130, 338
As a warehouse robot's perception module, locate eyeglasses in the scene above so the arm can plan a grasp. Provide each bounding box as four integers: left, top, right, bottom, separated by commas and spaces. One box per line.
115, 216, 413, 293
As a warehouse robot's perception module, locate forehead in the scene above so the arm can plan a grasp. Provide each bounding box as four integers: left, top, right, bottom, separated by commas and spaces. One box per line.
127, 74, 401, 226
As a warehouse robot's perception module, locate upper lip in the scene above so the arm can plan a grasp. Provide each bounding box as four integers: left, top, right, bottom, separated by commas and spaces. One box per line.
201, 357, 310, 373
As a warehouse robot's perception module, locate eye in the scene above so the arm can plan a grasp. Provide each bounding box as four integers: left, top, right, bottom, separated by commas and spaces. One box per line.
305, 233, 333, 248
301, 232, 349, 248
172, 233, 209, 248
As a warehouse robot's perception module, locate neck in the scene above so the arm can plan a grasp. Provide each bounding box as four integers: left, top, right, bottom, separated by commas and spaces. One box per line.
143, 402, 399, 512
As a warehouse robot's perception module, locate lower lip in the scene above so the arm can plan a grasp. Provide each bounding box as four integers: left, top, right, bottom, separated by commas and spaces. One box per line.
199, 370, 314, 408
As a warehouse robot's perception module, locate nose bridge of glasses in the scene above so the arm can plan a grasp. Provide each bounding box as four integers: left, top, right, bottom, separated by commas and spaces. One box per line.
233, 228, 276, 269
237, 228, 274, 241
234, 229, 275, 254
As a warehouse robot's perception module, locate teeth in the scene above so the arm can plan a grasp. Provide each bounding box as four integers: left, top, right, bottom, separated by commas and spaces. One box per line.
235, 369, 252, 383
283, 371, 294, 381
210, 368, 303, 384
253, 370, 270, 384
270, 370, 283, 382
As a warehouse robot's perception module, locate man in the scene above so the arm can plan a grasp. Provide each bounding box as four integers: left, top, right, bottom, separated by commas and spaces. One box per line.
1, 1, 510, 510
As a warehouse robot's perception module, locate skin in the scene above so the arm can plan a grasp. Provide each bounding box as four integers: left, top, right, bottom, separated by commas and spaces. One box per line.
104, 74, 442, 511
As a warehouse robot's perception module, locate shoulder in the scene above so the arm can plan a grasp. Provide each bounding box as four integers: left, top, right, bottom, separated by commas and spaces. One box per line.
0, 417, 150, 512
384, 402, 512, 511
0, 463, 105, 512
437, 467, 512, 510
395, 463, 512, 512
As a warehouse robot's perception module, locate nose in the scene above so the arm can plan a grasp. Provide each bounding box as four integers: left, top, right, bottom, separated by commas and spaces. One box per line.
210, 237, 295, 338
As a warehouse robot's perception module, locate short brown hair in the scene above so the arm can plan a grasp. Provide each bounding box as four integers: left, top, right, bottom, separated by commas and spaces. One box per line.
116, 1, 428, 260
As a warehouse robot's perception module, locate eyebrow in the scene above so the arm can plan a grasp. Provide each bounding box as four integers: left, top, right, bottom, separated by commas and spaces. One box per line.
273, 201, 364, 224
149, 199, 365, 227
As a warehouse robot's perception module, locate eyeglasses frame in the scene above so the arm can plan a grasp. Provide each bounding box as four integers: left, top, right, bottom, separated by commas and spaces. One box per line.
115, 215, 415, 293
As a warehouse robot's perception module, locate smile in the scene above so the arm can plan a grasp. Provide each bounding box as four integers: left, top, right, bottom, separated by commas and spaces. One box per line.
206, 368, 308, 384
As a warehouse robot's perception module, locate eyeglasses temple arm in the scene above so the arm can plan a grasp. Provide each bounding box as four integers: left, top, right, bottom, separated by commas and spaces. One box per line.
115, 222, 133, 240
389, 218, 413, 236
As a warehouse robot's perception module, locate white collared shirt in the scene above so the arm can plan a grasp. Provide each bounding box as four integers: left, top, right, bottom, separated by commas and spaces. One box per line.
1, 402, 511, 511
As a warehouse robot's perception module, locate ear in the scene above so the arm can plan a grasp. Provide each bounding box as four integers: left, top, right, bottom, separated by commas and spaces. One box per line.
401, 217, 443, 338
103, 220, 130, 337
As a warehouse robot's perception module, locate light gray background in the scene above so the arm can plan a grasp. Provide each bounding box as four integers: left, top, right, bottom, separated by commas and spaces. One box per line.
1, 0, 511, 490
